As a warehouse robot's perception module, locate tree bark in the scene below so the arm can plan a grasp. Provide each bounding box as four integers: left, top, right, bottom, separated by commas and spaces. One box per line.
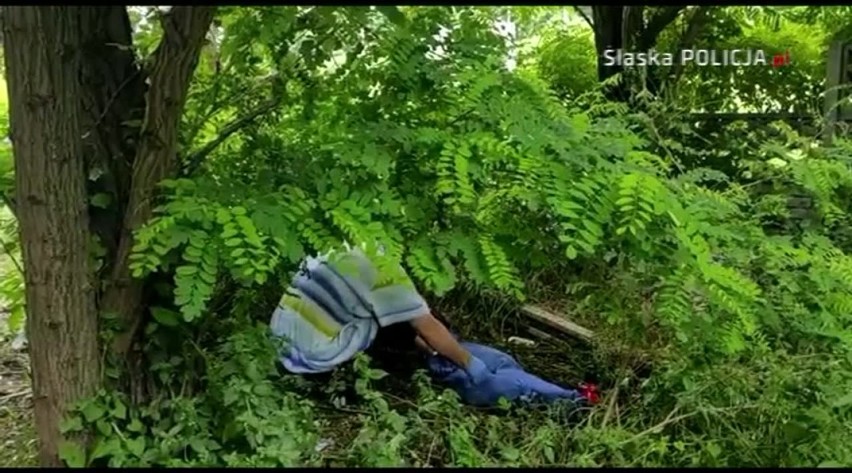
590, 6, 687, 102
621, 6, 645, 51
3, 4, 217, 464
637, 6, 686, 51
100, 6, 216, 373
592, 6, 624, 84
2, 6, 100, 466
659, 7, 715, 95
77, 7, 147, 263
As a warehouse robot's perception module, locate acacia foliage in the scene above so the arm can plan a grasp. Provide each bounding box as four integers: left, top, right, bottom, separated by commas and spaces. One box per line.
137, 6, 769, 355
10, 5, 852, 467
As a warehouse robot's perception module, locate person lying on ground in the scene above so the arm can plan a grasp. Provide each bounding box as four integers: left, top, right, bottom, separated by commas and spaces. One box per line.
269, 245, 491, 385
426, 340, 600, 407
372, 314, 601, 407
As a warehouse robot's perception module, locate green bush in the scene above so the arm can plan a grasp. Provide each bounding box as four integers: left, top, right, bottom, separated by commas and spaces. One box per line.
3, 5, 852, 468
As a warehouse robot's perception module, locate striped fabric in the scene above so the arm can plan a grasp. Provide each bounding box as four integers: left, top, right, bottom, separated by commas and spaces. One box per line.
270, 248, 430, 373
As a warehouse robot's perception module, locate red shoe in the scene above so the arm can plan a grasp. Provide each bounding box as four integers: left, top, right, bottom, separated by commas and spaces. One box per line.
578, 382, 600, 405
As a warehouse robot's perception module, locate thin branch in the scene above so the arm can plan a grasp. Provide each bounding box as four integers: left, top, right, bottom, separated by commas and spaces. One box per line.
622, 6, 645, 50
573, 6, 593, 29
666, 7, 716, 88
0, 236, 22, 276
83, 67, 143, 139
601, 383, 620, 428
184, 73, 279, 148
0, 192, 21, 275
183, 61, 250, 149
181, 11, 348, 176
637, 6, 687, 50
183, 84, 226, 150
182, 95, 283, 175
620, 406, 687, 445
619, 403, 758, 446
1, 194, 15, 220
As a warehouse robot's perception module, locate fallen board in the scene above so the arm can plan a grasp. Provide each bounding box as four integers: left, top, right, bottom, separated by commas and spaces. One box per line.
519, 304, 594, 343
525, 327, 557, 342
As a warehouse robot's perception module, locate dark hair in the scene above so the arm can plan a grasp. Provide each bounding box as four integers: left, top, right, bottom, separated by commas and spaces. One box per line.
371, 310, 453, 353
372, 321, 417, 352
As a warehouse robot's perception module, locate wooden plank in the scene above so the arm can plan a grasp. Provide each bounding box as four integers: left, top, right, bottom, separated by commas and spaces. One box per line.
525, 327, 559, 344
519, 304, 594, 342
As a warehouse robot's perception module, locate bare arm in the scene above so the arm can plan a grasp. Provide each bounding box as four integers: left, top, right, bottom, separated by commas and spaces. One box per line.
409, 312, 471, 369
414, 335, 436, 355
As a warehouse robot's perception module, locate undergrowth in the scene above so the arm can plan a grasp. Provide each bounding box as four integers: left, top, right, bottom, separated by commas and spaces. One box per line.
62, 7, 852, 466
55, 323, 731, 468
2, 6, 852, 468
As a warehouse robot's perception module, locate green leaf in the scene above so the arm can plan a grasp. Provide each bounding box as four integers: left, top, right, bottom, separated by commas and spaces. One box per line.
127, 417, 145, 433
369, 368, 388, 380
59, 415, 83, 434
253, 383, 273, 396
151, 307, 181, 327
111, 400, 127, 420
58, 440, 87, 467
706, 442, 721, 459
89, 437, 119, 462
90, 193, 111, 209
377, 6, 407, 26
176, 266, 198, 276
189, 437, 207, 454
235, 215, 253, 229
81, 402, 105, 423
830, 391, 852, 408
565, 246, 577, 259
502, 446, 520, 461
126, 436, 146, 458
221, 226, 239, 239
95, 419, 111, 436
189, 233, 206, 248
199, 270, 217, 285
615, 196, 634, 207
215, 208, 231, 224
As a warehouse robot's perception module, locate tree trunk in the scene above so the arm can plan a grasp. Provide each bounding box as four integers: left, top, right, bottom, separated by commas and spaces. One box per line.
592, 6, 625, 84
654, 6, 714, 97
77, 7, 147, 262
100, 6, 215, 400
3, 5, 216, 465
590, 6, 687, 102
2, 7, 101, 466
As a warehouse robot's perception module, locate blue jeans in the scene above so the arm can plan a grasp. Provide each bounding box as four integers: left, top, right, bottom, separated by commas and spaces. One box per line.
427, 342, 583, 407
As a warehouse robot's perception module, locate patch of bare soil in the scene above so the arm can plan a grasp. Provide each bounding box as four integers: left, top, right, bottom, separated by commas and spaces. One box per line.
0, 323, 36, 466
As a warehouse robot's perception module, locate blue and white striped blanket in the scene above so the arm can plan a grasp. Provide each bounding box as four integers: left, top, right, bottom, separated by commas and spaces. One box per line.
270, 248, 430, 373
